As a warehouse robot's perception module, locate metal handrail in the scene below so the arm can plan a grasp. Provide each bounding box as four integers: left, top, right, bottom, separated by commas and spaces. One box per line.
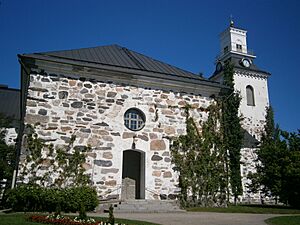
99, 184, 122, 201
107, 184, 122, 194
145, 187, 169, 200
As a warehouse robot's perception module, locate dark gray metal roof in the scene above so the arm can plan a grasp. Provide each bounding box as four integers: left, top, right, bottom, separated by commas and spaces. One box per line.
35, 44, 200, 80
0, 86, 20, 121
230, 56, 270, 74
210, 54, 270, 79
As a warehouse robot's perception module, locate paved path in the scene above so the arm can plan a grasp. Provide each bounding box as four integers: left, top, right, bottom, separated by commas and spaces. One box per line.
88, 212, 283, 225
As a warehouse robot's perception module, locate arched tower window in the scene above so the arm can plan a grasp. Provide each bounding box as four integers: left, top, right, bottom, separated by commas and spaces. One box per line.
246, 85, 255, 106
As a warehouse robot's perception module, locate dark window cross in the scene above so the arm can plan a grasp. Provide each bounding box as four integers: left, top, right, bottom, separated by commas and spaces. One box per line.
124, 108, 145, 131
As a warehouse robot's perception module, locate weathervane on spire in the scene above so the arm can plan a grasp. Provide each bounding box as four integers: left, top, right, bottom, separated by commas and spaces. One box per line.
230, 14, 234, 27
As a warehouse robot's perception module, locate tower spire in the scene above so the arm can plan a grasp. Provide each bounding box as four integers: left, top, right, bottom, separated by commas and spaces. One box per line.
230, 15, 234, 27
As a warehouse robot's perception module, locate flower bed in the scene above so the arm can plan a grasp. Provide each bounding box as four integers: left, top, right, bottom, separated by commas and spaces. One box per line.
28, 214, 126, 225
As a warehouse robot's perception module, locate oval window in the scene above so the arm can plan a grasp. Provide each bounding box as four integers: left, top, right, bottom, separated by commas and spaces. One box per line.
124, 108, 146, 131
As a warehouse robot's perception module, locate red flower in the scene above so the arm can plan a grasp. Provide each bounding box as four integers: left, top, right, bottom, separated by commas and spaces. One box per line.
28, 214, 103, 225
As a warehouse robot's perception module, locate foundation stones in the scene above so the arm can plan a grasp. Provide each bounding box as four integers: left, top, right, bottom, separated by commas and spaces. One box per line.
152, 171, 161, 177
163, 171, 172, 178
25, 114, 49, 124
103, 152, 113, 159
71, 101, 83, 108
87, 152, 96, 158
101, 168, 119, 174
150, 140, 166, 151
151, 155, 163, 161
105, 180, 117, 186
58, 91, 68, 99
82, 163, 92, 170
94, 159, 113, 167
38, 109, 47, 116
122, 132, 135, 139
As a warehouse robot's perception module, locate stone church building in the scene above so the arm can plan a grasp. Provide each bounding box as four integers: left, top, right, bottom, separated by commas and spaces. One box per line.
16, 22, 270, 202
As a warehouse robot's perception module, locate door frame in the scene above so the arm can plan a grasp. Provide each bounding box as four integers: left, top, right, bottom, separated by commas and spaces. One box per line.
122, 149, 145, 199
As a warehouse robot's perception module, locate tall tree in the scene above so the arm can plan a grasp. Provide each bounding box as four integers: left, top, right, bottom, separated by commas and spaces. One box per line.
171, 106, 201, 207
171, 103, 227, 207
0, 114, 16, 203
251, 106, 289, 203
283, 130, 300, 207
200, 101, 227, 206
250, 106, 300, 207
171, 61, 243, 207
221, 61, 243, 204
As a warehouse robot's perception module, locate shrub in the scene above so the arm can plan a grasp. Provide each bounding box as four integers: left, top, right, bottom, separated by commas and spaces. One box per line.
6, 184, 98, 213
6, 184, 44, 211
63, 186, 98, 212
42, 187, 64, 213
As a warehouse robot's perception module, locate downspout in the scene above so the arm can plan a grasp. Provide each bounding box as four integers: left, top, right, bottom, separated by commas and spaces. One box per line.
11, 57, 30, 188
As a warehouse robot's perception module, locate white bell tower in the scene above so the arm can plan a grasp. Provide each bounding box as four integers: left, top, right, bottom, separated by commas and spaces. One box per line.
211, 20, 270, 138
210, 21, 271, 203
220, 20, 252, 58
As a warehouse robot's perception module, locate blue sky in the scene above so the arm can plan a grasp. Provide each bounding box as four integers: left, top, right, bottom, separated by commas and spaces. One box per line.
0, 0, 299, 132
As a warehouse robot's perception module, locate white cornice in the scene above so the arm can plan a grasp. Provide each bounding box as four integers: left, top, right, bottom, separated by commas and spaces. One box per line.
234, 69, 269, 80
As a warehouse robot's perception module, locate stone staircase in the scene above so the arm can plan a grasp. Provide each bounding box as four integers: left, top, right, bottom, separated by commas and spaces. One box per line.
111, 199, 184, 213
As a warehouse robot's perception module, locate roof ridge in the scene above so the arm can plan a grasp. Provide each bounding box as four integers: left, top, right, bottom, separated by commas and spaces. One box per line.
126, 47, 202, 79
39, 44, 119, 55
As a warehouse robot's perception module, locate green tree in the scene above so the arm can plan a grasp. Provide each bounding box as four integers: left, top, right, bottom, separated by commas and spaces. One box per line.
281, 130, 300, 208
254, 108, 300, 208
259, 107, 287, 202
171, 62, 243, 207
0, 114, 16, 203
171, 106, 200, 206
171, 103, 227, 207
221, 61, 243, 204
199, 102, 227, 206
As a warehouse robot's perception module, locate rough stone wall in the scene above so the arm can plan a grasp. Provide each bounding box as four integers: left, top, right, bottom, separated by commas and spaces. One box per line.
240, 147, 259, 203
20, 72, 212, 200
239, 116, 265, 203
240, 147, 276, 204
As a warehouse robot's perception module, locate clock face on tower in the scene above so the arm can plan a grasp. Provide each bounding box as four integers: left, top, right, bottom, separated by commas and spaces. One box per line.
241, 58, 251, 68
216, 62, 222, 72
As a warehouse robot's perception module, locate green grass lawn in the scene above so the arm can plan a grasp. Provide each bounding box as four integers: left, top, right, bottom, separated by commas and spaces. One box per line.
187, 204, 300, 214
265, 216, 300, 225
0, 214, 38, 225
0, 214, 161, 225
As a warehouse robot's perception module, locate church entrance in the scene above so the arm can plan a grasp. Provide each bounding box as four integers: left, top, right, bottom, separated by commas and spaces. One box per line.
122, 150, 145, 200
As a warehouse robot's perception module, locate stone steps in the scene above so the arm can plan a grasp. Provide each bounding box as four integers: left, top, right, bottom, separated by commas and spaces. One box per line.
112, 200, 184, 213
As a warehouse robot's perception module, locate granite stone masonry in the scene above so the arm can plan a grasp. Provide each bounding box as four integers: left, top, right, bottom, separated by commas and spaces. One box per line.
19, 72, 212, 200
